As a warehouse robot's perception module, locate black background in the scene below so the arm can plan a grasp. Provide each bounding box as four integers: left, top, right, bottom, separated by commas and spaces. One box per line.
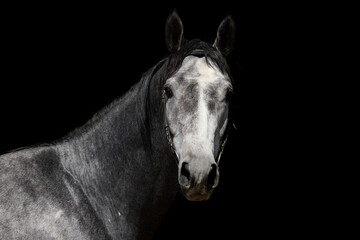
0, 2, 335, 239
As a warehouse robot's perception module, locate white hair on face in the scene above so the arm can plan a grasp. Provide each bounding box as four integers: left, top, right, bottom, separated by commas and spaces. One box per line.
165, 55, 231, 160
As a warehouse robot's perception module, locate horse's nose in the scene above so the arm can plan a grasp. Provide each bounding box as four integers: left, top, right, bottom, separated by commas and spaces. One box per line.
179, 161, 191, 188
208, 163, 219, 189
179, 160, 219, 190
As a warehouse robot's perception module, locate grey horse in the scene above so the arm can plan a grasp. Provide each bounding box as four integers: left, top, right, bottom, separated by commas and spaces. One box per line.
0, 11, 235, 239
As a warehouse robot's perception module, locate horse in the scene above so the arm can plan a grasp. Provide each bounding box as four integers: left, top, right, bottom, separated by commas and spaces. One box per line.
0, 11, 235, 239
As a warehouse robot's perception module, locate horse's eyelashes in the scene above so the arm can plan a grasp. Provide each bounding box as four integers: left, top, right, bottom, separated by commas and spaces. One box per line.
164, 86, 173, 98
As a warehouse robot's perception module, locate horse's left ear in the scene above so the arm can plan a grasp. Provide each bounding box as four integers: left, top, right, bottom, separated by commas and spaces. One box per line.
213, 15, 236, 56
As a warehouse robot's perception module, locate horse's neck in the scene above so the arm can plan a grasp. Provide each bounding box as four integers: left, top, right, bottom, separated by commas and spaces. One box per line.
57, 76, 177, 238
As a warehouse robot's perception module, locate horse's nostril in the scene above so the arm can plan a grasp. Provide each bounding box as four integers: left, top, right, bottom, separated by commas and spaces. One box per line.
207, 164, 218, 189
180, 162, 191, 187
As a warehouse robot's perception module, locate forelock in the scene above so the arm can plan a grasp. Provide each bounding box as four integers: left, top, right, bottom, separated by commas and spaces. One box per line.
162, 39, 232, 85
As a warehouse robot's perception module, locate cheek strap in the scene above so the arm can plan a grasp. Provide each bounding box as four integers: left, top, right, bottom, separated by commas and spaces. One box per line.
163, 91, 180, 166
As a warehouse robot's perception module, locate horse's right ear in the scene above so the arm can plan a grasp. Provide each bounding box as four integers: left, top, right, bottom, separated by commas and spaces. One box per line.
165, 10, 184, 53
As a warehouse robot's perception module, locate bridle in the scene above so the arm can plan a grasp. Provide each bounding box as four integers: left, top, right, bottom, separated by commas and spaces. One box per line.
162, 49, 230, 166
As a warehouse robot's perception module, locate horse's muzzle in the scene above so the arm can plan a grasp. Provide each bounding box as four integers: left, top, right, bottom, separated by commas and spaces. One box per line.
178, 159, 219, 201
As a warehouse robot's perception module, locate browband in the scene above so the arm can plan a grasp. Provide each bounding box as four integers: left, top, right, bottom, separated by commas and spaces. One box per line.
189, 49, 206, 57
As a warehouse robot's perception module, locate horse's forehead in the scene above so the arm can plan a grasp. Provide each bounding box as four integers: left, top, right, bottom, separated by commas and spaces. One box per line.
173, 56, 226, 85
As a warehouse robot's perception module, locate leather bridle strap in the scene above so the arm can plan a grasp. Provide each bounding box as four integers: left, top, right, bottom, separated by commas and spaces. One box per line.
163, 91, 180, 165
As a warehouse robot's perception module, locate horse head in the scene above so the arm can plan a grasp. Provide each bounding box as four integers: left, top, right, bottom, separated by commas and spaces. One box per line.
163, 11, 235, 201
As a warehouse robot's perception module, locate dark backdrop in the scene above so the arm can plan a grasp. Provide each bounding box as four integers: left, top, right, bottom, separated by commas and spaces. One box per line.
0, 3, 330, 239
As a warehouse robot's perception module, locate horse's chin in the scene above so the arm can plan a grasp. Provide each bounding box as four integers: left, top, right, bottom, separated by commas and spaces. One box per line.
181, 187, 214, 201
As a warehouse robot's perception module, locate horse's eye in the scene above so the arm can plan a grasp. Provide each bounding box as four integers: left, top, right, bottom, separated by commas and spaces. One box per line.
164, 86, 173, 98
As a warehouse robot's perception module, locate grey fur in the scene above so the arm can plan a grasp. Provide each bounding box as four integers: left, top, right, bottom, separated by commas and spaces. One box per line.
0, 61, 177, 240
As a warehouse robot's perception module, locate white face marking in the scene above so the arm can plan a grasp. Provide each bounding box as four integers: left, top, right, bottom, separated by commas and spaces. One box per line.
165, 56, 232, 162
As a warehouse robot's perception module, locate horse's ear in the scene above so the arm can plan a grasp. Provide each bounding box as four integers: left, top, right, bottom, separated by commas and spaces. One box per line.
165, 10, 184, 53
213, 15, 236, 56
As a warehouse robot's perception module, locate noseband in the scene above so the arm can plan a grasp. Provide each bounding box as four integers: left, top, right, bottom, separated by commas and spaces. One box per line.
162, 49, 229, 166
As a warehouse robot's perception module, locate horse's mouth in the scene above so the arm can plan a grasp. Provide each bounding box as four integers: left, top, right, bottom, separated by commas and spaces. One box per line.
181, 186, 214, 201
